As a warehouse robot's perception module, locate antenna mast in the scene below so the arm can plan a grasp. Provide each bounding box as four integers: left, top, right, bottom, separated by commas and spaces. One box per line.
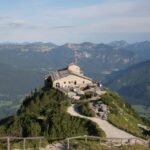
74, 50, 78, 64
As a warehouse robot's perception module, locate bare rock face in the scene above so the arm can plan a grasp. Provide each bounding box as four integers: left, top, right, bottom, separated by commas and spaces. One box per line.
91, 100, 110, 120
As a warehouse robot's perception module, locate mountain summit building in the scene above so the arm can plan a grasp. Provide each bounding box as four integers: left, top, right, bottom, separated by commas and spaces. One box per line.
45, 63, 94, 88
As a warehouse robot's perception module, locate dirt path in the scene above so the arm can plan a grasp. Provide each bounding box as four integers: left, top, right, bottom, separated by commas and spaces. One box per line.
67, 105, 136, 138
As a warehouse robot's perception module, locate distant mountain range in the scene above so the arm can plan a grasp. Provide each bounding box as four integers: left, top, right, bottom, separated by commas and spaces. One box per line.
0, 41, 150, 81
0, 40, 150, 118
106, 60, 150, 107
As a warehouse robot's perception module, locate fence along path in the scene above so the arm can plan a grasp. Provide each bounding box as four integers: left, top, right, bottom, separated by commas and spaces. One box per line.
66, 135, 150, 150
0, 136, 44, 150
0, 136, 149, 150
67, 105, 150, 144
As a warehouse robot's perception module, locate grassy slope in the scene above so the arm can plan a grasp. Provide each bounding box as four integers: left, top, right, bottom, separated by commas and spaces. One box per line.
100, 89, 150, 139
0, 87, 105, 148
0, 87, 149, 148
71, 88, 150, 139
76, 102, 95, 117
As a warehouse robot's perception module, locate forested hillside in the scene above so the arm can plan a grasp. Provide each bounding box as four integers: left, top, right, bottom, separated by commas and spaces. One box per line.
106, 60, 150, 106
0, 62, 44, 119
0, 87, 104, 140
106, 60, 150, 119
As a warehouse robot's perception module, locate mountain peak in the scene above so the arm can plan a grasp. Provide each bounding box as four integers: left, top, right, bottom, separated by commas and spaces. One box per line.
109, 40, 129, 49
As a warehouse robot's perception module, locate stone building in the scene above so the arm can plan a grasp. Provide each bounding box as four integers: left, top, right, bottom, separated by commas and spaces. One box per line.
45, 63, 93, 88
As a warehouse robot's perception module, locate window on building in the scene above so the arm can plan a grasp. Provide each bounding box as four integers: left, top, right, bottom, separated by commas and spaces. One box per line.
56, 83, 60, 88
74, 81, 77, 85
64, 81, 66, 84
83, 81, 85, 83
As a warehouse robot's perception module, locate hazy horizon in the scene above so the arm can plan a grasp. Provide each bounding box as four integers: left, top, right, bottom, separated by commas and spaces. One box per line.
0, 40, 150, 46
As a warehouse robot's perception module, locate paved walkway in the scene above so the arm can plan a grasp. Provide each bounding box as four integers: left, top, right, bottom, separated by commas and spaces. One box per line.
67, 105, 136, 139
39, 104, 147, 149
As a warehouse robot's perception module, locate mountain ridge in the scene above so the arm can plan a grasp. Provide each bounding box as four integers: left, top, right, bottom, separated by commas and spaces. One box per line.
106, 60, 150, 107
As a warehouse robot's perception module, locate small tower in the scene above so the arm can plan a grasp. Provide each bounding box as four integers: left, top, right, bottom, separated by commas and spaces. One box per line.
68, 63, 81, 74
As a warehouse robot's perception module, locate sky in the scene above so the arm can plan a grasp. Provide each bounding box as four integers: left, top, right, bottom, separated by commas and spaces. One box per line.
0, 0, 150, 44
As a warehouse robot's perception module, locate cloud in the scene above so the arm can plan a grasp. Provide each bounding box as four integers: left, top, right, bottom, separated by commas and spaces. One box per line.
25, 25, 75, 30
48, 25, 75, 29
67, 0, 149, 19
43, 0, 150, 32
0, 20, 26, 29
0, 15, 10, 20
76, 16, 150, 33
52, 0, 150, 33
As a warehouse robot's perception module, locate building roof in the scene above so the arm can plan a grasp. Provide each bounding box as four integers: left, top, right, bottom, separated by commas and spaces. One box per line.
45, 64, 92, 82
49, 69, 92, 82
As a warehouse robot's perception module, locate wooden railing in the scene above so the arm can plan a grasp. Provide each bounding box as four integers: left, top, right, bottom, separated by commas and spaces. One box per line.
0, 136, 44, 150
0, 135, 149, 150
66, 135, 150, 150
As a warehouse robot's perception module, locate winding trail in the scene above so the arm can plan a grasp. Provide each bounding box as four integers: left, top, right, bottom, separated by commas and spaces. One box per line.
67, 105, 136, 139
40, 105, 147, 149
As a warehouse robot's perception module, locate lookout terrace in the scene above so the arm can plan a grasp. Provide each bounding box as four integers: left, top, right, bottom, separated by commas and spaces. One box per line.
44, 63, 106, 101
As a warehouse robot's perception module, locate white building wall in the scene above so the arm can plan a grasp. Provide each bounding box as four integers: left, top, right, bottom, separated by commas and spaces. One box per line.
53, 75, 92, 88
